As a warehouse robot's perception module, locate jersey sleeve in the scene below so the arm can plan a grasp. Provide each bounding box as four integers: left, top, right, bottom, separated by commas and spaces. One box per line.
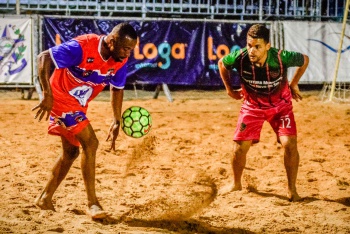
280, 50, 305, 67
222, 48, 244, 70
49, 40, 83, 69
110, 63, 127, 89
222, 49, 243, 88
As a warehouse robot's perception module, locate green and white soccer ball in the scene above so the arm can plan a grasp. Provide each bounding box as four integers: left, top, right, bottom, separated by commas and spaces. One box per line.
121, 106, 152, 138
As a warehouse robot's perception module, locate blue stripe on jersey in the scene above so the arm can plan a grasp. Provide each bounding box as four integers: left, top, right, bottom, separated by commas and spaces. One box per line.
67, 62, 127, 86
110, 64, 127, 88
68, 66, 108, 84
50, 40, 83, 68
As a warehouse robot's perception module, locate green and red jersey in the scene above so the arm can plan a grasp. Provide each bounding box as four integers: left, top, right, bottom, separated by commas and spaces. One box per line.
222, 47, 304, 108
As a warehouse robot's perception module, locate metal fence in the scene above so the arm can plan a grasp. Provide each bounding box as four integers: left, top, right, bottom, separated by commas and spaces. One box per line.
0, 0, 348, 21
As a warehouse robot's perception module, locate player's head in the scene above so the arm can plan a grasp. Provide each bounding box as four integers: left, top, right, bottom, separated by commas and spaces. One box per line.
247, 24, 270, 43
107, 22, 137, 62
246, 24, 271, 65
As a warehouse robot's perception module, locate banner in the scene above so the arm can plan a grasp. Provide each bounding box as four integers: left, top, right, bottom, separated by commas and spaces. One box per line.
0, 18, 32, 84
284, 21, 350, 83
42, 17, 252, 86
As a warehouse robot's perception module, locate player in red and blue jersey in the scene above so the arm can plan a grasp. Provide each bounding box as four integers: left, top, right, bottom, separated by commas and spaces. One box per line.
218, 24, 309, 201
32, 22, 137, 219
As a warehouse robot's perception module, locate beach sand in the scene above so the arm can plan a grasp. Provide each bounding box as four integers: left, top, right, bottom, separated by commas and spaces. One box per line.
0, 88, 349, 233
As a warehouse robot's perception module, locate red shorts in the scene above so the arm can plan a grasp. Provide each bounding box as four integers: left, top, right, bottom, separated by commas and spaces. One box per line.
48, 109, 90, 146
233, 101, 297, 143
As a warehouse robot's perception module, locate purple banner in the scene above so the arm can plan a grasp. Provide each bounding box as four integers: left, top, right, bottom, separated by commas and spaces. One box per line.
43, 17, 251, 86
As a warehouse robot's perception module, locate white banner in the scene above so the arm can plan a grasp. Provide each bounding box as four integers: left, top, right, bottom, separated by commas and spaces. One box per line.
284, 21, 350, 83
0, 18, 32, 84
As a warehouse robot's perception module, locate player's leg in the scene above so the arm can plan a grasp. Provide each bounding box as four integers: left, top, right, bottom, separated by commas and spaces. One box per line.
233, 140, 252, 190
279, 135, 301, 201
219, 140, 252, 195
269, 102, 301, 201
75, 123, 108, 219
220, 106, 264, 195
35, 137, 80, 211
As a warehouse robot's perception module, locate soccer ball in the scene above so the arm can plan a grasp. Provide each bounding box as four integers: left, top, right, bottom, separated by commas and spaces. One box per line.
121, 106, 152, 138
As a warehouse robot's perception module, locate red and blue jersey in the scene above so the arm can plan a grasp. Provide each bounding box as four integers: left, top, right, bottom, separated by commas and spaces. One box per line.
49, 34, 127, 113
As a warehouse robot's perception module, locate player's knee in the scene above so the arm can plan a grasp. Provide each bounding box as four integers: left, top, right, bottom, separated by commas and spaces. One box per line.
234, 148, 245, 157
92, 137, 99, 150
90, 137, 100, 151
79, 134, 99, 152
280, 137, 298, 154
233, 141, 250, 157
64, 146, 80, 160
280, 136, 297, 147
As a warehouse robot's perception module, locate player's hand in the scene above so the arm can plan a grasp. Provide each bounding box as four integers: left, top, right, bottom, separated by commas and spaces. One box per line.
290, 85, 303, 102
106, 120, 120, 151
228, 89, 243, 100
31, 94, 53, 121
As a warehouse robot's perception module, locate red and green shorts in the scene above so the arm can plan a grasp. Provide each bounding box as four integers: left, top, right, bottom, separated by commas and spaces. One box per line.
233, 101, 297, 143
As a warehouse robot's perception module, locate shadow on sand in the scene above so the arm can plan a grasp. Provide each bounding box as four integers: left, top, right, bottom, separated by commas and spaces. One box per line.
249, 190, 350, 207
122, 218, 255, 234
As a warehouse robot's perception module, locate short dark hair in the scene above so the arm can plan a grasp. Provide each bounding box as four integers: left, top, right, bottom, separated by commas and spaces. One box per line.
247, 24, 270, 43
112, 22, 137, 40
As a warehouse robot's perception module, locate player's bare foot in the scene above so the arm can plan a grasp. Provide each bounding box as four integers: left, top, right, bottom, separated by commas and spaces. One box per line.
86, 205, 109, 219
35, 195, 55, 211
218, 183, 242, 195
288, 191, 302, 202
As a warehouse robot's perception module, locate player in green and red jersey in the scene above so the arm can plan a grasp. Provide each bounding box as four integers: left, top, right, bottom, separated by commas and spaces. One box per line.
218, 24, 309, 201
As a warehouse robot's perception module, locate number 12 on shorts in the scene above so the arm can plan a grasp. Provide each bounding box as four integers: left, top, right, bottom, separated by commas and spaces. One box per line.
280, 115, 291, 128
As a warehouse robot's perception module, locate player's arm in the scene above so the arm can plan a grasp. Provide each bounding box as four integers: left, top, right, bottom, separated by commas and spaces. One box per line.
218, 58, 243, 100
107, 63, 128, 151
32, 40, 83, 121
106, 86, 123, 151
31, 50, 54, 121
289, 54, 309, 102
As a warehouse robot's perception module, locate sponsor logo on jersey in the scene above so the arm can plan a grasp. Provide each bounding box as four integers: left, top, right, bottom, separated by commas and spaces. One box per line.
83, 70, 93, 77
69, 85, 93, 107
87, 57, 94, 63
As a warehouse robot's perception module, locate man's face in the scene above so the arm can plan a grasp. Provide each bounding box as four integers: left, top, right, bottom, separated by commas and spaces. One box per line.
110, 36, 137, 62
246, 36, 270, 65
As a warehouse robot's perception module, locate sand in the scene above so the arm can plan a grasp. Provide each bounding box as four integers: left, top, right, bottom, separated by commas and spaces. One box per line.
0, 88, 349, 234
